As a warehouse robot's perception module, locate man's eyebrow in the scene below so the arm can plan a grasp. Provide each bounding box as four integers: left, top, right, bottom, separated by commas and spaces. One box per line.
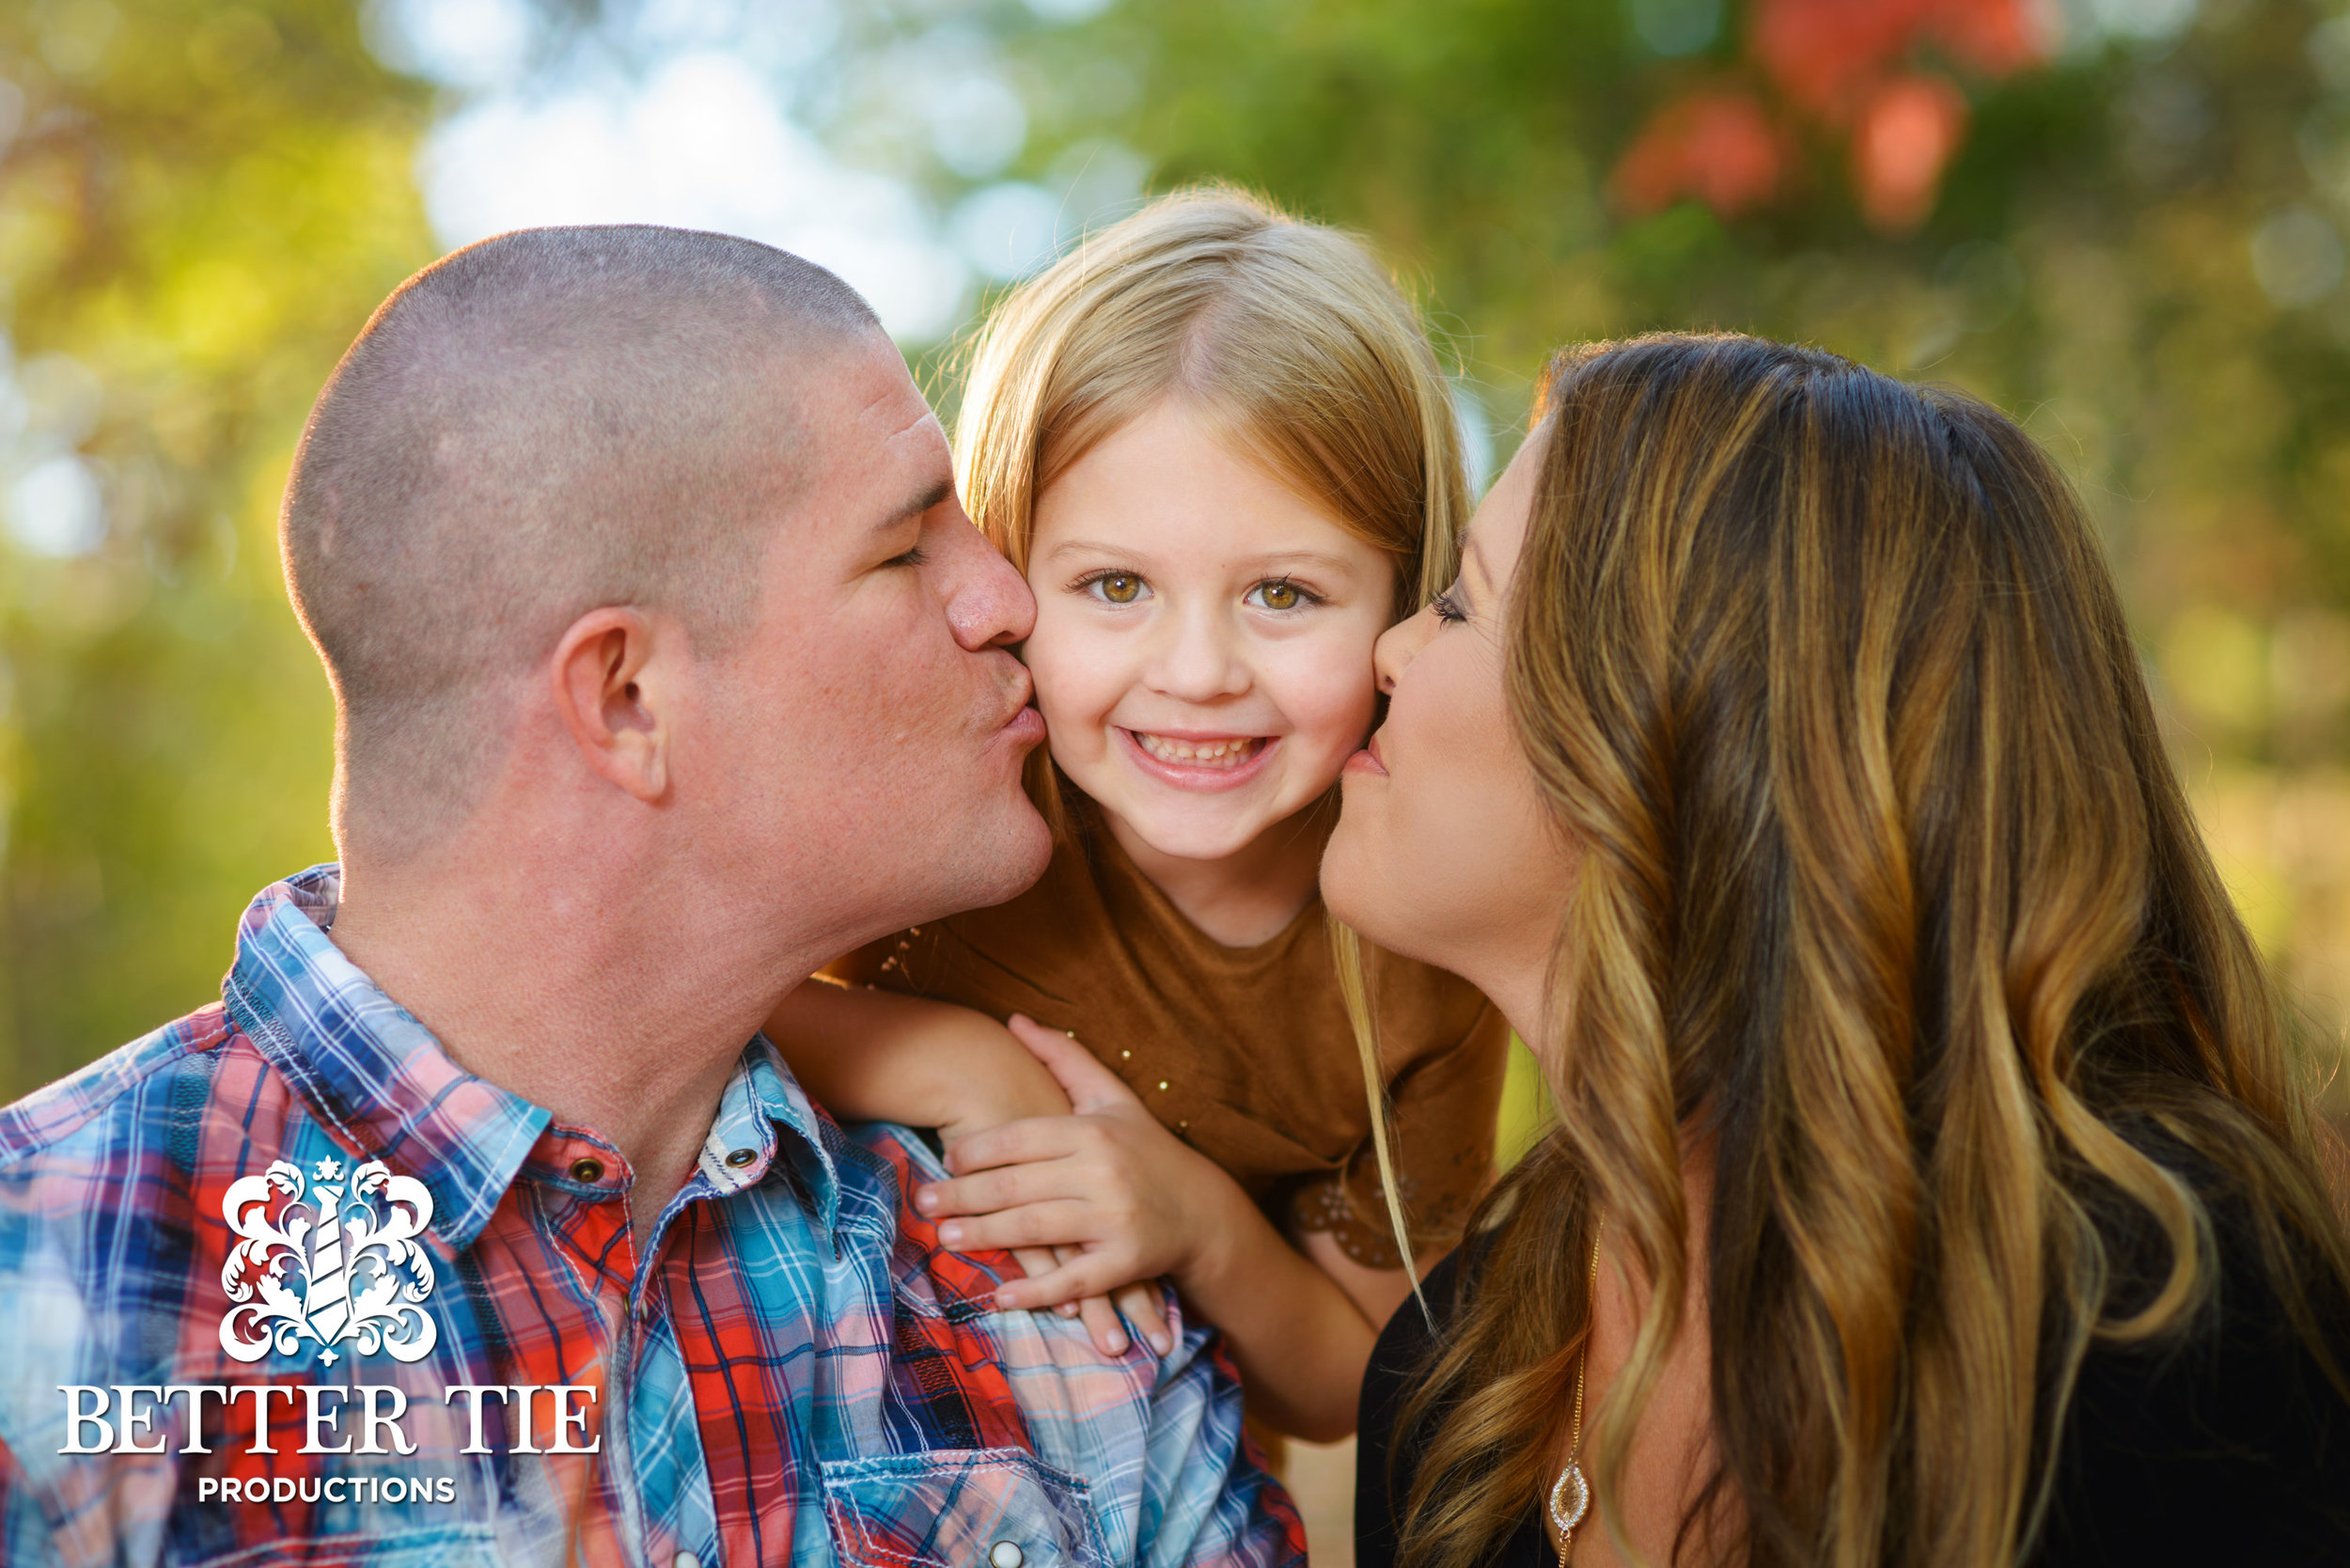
879, 477, 953, 529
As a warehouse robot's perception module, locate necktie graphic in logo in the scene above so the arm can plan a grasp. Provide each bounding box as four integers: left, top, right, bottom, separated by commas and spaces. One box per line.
218, 1156, 439, 1365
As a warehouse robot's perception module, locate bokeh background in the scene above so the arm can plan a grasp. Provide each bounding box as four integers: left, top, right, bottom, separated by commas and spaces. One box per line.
4, 0, 2348, 1554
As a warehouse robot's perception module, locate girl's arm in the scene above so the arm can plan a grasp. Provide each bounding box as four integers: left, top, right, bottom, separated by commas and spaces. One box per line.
767, 982, 1171, 1355
916, 1016, 1428, 1442
766, 979, 1069, 1146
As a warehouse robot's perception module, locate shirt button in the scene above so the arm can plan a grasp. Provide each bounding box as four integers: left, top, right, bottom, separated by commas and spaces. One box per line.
569, 1157, 604, 1184
723, 1148, 757, 1168
673, 1553, 703, 1568
988, 1544, 1025, 1568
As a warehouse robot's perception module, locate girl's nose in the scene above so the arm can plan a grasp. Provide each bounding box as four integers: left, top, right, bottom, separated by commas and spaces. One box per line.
1146, 608, 1250, 701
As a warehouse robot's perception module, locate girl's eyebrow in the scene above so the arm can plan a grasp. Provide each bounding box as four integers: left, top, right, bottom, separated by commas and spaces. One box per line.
1038, 541, 1363, 577
1229, 550, 1362, 575
1039, 538, 1159, 563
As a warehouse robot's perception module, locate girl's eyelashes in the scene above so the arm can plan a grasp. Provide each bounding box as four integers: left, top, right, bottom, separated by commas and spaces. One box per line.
1074, 569, 1151, 605
1244, 576, 1324, 612
1069, 571, 1325, 610
1430, 586, 1467, 624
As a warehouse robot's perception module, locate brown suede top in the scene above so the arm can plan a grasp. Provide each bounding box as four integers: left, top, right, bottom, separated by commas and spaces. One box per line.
826, 805, 1510, 1269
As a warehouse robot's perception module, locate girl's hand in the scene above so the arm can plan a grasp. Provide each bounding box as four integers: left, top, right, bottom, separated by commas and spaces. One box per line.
1006, 1245, 1167, 1361
917, 1027, 1142, 1356
916, 1014, 1227, 1356
930, 1017, 1071, 1148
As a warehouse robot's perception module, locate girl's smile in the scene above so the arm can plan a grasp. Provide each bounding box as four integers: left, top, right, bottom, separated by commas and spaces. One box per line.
1120, 728, 1276, 788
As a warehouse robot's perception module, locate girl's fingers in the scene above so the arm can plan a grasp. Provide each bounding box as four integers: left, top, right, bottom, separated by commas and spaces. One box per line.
992, 1251, 1133, 1312
919, 1160, 1091, 1220
1005, 1015, 1145, 1115
1074, 1293, 1130, 1356
1009, 1247, 1081, 1317
1005, 1247, 1114, 1340
1111, 1280, 1174, 1357
936, 1199, 1102, 1255
940, 1116, 1084, 1178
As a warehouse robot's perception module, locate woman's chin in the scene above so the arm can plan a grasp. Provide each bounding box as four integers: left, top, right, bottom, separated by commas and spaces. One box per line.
1317, 822, 1387, 938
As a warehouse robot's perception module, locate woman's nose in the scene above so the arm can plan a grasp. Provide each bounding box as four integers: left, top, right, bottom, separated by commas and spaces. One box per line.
1372, 606, 1434, 695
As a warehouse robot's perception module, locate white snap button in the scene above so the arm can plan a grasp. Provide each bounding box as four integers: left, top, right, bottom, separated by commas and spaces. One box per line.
674, 1553, 703, 1568
988, 1543, 1025, 1568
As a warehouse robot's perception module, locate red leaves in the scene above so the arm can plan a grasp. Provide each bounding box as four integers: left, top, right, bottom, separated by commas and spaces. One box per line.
1614, 0, 2047, 232
1852, 73, 1971, 232
1613, 90, 1791, 219
1753, 0, 1942, 117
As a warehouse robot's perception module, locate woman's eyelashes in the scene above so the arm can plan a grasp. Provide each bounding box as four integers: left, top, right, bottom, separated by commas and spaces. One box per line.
1430, 586, 1467, 624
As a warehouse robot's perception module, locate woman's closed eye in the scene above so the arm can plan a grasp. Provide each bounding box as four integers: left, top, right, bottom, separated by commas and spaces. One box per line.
1430, 586, 1467, 624
1075, 569, 1152, 605
1243, 576, 1325, 612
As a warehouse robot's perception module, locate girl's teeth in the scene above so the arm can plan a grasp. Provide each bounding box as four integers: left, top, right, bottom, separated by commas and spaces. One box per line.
1136, 732, 1261, 767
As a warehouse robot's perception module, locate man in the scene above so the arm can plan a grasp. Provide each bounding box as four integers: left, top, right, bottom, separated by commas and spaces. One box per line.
0, 227, 1304, 1567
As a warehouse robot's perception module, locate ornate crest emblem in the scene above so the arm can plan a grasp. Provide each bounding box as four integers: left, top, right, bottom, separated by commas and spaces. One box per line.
219, 1156, 439, 1366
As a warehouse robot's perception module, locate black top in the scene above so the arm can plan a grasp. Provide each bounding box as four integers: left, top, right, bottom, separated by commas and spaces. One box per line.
1358, 1225, 2350, 1568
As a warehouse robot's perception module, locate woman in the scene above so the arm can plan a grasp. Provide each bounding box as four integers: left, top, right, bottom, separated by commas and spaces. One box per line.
1329, 333, 2350, 1567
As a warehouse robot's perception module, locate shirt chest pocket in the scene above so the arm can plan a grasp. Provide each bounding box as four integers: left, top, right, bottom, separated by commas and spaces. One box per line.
820, 1449, 1110, 1568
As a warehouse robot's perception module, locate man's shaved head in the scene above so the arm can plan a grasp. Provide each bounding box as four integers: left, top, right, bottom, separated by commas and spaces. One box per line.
282, 224, 880, 852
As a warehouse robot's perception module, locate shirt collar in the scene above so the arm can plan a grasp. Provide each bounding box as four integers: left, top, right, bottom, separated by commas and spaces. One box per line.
220, 865, 842, 1249
689, 1033, 844, 1242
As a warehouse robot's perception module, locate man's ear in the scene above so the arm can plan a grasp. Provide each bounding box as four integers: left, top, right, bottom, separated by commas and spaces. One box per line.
551, 607, 678, 803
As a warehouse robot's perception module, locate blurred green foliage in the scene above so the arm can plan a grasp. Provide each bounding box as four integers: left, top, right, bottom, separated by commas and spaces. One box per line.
5, 0, 2348, 1117
0, 0, 433, 1093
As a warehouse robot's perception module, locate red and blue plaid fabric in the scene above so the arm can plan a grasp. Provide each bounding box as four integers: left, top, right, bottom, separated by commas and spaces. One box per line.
0, 867, 1307, 1568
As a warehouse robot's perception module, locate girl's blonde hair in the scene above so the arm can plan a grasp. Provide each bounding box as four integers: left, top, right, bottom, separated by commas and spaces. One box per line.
957, 183, 1466, 630
955, 185, 1471, 1270
1394, 333, 2350, 1568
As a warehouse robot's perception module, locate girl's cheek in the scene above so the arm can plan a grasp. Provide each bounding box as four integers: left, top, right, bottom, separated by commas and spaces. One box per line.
1024, 619, 1115, 723
1271, 663, 1382, 760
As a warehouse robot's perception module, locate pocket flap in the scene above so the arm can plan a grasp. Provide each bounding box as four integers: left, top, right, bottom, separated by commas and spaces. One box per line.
821, 1448, 1109, 1568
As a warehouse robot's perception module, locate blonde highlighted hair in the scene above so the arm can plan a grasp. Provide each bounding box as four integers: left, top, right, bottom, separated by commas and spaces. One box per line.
953, 186, 1470, 1272
1393, 334, 2350, 1568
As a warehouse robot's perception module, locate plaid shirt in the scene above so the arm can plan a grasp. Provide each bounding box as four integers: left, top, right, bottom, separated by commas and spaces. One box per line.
0, 867, 1306, 1568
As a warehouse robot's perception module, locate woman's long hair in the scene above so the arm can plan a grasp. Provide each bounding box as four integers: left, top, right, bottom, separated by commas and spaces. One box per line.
1394, 334, 2350, 1568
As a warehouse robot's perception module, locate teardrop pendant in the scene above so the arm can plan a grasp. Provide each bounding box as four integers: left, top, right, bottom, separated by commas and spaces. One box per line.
1549, 1461, 1590, 1561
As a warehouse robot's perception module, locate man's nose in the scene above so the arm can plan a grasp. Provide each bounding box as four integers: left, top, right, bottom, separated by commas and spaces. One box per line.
937, 501, 1035, 651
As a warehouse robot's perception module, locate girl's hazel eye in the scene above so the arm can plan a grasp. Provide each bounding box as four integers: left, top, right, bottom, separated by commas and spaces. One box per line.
1093, 572, 1144, 604
1246, 579, 1311, 611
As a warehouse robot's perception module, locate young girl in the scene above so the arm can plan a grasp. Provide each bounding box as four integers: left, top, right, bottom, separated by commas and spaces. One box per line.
768, 188, 1509, 1444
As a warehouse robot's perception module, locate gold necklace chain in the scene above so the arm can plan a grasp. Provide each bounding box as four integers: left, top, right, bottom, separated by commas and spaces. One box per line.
1548, 1221, 1605, 1568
